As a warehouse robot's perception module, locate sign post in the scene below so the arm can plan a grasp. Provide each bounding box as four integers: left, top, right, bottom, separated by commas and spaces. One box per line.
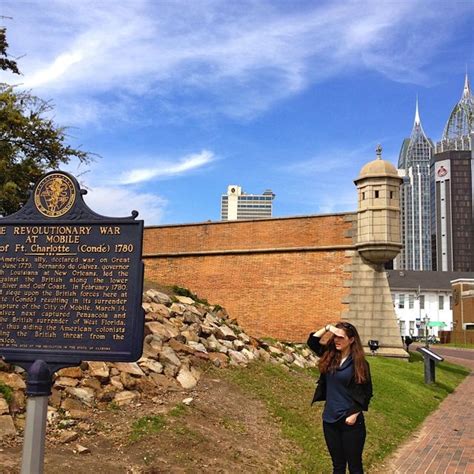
0, 171, 145, 472
21, 360, 52, 474
417, 347, 444, 384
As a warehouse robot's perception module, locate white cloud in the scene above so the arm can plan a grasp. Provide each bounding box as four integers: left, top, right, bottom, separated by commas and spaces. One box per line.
2, 0, 471, 124
119, 150, 215, 185
82, 185, 167, 225
24, 51, 83, 88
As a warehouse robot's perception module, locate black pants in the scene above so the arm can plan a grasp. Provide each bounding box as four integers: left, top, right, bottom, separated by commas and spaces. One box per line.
323, 415, 366, 474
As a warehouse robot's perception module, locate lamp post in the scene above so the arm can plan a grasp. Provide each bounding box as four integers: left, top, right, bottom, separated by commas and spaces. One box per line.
414, 285, 421, 340
424, 314, 430, 348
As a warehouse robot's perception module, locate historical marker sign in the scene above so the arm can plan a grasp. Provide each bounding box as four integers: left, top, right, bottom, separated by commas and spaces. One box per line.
0, 171, 145, 365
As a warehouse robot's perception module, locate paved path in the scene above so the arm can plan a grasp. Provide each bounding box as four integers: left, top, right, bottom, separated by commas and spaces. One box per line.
385, 347, 474, 474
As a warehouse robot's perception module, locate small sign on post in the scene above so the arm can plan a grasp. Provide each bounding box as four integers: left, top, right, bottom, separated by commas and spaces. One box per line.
416, 347, 444, 384
0, 171, 145, 473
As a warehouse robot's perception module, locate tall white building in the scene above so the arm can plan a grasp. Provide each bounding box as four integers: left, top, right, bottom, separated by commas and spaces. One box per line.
221, 185, 275, 220
396, 100, 433, 270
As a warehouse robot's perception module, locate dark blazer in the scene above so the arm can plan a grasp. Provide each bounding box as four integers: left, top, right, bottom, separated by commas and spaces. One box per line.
307, 332, 373, 416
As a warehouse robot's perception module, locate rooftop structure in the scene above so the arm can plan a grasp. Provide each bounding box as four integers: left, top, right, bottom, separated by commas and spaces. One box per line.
436, 73, 474, 153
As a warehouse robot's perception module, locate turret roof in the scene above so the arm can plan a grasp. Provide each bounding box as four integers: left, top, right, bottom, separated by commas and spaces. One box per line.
356, 145, 400, 181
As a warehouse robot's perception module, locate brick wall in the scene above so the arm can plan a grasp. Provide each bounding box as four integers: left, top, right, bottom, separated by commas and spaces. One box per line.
452, 280, 474, 344
143, 214, 354, 342
143, 214, 352, 254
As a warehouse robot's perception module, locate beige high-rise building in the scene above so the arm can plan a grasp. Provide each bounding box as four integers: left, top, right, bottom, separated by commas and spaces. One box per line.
221, 185, 275, 221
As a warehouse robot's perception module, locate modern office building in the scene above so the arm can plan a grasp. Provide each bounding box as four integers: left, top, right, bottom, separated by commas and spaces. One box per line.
396, 100, 434, 270
431, 149, 474, 271
431, 74, 474, 271
221, 185, 275, 220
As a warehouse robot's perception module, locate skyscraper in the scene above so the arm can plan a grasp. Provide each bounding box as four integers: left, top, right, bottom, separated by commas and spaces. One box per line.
431, 74, 474, 271
221, 185, 275, 220
396, 100, 434, 270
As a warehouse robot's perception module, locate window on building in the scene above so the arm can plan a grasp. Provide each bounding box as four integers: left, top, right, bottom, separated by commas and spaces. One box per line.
409, 321, 415, 333
400, 320, 406, 334
375, 190, 379, 198
450, 296, 453, 310
420, 295, 425, 310
390, 191, 394, 199
362, 192, 365, 200
409, 294, 414, 309
439, 295, 444, 310
399, 294, 405, 309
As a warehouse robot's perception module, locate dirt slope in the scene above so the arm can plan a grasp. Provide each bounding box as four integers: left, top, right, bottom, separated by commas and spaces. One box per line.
0, 371, 299, 473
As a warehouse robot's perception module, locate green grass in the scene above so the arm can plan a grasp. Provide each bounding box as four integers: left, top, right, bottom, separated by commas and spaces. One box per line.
171, 285, 209, 305
221, 415, 247, 434
0, 381, 13, 404
129, 415, 166, 442
169, 403, 188, 417
129, 402, 189, 443
107, 401, 120, 412
220, 353, 469, 473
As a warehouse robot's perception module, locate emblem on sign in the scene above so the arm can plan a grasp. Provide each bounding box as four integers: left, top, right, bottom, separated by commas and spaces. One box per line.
34, 173, 76, 217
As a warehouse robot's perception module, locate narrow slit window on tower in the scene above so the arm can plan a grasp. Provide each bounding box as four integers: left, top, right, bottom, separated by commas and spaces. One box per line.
390, 191, 394, 199
375, 190, 379, 198
362, 192, 365, 200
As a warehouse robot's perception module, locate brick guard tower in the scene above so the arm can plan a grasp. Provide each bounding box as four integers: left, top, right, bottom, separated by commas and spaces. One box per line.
344, 145, 407, 357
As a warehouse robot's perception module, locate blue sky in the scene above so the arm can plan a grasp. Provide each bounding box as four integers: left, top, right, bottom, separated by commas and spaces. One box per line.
1, 0, 473, 225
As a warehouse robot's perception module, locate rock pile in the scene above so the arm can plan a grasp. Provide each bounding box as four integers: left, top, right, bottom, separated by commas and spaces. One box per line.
0, 288, 318, 436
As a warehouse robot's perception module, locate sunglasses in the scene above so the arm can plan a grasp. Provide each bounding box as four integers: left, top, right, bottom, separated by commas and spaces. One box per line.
338, 322, 355, 330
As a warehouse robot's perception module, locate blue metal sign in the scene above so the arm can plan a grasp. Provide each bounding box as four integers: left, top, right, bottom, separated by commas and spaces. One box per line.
0, 171, 145, 365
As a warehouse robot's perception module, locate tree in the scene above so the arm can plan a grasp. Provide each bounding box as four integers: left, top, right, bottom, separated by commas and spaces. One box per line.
0, 27, 19, 75
0, 27, 92, 215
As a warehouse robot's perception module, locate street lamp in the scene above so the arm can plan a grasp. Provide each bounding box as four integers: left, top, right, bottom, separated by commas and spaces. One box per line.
423, 314, 430, 348
414, 285, 422, 340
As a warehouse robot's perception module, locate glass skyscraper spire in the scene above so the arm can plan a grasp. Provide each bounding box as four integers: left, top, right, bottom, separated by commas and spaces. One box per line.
397, 100, 434, 270
436, 73, 474, 153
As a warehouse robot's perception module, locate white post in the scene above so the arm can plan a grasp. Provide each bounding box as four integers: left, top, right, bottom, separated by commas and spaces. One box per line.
21, 396, 49, 474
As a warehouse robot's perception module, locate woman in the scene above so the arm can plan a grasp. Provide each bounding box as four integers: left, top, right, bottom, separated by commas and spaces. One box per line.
307, 322, 373, 474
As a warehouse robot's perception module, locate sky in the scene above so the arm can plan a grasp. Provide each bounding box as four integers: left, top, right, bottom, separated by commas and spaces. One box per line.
1, 0, 473, 226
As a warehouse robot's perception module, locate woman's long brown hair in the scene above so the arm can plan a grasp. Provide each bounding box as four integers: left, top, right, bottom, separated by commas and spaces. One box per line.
318, 322, 369, 384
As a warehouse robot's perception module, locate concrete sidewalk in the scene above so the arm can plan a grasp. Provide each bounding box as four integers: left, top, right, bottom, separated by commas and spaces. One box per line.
383, 354, 474, 474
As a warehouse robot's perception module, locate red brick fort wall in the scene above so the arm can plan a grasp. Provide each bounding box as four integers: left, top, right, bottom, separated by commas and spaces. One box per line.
143, 214, 354, 342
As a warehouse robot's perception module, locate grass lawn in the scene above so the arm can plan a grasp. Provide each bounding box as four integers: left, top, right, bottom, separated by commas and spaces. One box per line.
220, 352, 469, 473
